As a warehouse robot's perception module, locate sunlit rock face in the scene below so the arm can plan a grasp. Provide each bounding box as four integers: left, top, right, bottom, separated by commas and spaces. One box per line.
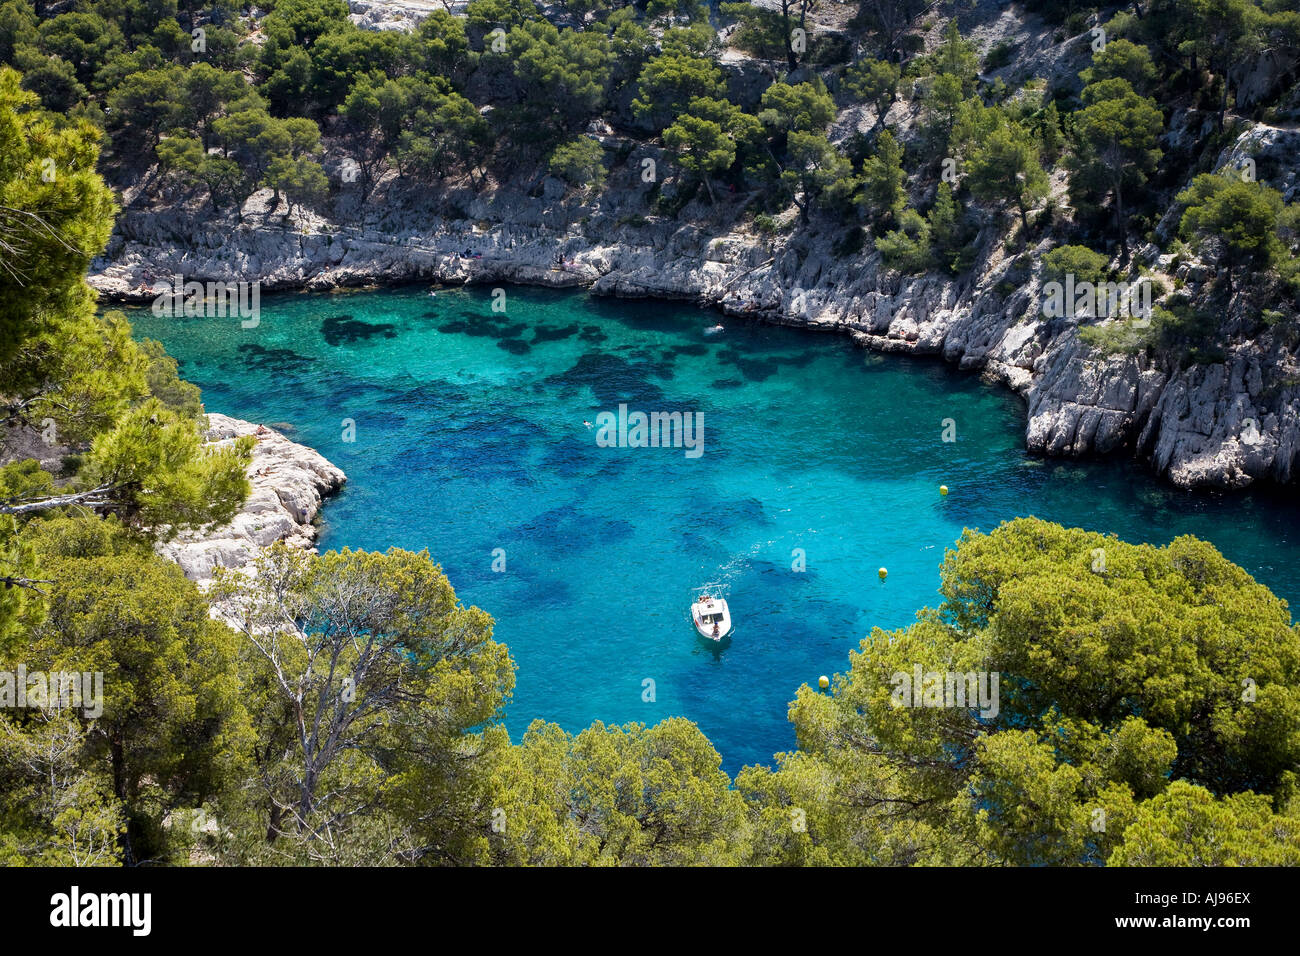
156, 414, 346, 587
345, 0, 465, 34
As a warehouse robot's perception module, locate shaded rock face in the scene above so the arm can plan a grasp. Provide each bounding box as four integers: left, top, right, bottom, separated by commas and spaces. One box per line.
156, 414, 346, 587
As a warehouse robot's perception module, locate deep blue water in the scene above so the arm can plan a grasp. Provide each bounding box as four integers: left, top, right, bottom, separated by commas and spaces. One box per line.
125, 285, 1300, 774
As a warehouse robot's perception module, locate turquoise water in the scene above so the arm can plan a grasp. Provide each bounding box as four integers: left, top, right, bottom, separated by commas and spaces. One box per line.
126, 285, 1300, 773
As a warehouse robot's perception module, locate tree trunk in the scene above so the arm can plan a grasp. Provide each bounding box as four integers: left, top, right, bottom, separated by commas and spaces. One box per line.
111, 735, 136, 866
266, 802, 284, 842
783, 9, 798, 73
298, 770, 317, 833
1114, 180, 1129, 263
796, 0, 808, 72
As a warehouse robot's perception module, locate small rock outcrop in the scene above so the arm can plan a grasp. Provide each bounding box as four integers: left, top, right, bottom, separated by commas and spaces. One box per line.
157, 414, 346, 586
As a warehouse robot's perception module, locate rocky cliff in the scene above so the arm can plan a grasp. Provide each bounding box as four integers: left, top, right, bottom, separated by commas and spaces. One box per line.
92, 128, 1300, 491
89, 4, 1300, 491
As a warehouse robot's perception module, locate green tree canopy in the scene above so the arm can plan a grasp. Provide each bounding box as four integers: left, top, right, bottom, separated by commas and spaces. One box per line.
546, 134, 607, 191
211, 544, 513, 864
743, 517, 1300, 866
1080, 38, 1157, 93
631, 52, 725, 130
1042, 243, 1110, 286
263, 0, 350, 49
1108, 781, 1300, 865
967, 122, 1049, 235
11, 518, 252, 865
858, 129, 907, 225
1067, 78, 1164, 259
842, 57, 900, 129
507, 19, 612, 138
663, 96, 762, 203
758, 77, 836, 137
1177, 171, 1288, 294
0, 68, 250, 648
491, 718, 748, 865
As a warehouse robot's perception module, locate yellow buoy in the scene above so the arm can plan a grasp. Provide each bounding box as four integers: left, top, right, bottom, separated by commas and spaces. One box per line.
818, 675, 830, 690
940, 485, 949, 496
878, 567, 888, 581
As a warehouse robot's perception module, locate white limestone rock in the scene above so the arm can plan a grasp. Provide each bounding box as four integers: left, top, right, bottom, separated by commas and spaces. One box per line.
156, 414, 346, 587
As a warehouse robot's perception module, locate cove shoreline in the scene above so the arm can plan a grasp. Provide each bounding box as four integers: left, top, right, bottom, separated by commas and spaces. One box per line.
89, 177, 1300, 494
107, 277, 1300, 508
131, 284, 1300, 774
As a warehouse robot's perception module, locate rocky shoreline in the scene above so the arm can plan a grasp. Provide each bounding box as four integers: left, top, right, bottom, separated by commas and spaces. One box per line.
86, 3, 1300, 492
91, 147, 1300, 491
157, 413, 346, 586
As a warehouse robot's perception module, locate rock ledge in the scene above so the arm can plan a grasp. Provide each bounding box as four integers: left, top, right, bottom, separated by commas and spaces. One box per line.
157, 413, 346, 586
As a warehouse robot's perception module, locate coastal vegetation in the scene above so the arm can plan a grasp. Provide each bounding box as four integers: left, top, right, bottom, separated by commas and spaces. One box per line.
6, 506, 1299, 864
6, 0, 1300, 368
2, 2, 1300, 866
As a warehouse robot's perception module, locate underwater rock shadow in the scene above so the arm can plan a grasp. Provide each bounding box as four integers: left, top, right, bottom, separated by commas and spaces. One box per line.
236, 342, 313, 372
531, 323, 581, 344
713, 348, 818, 384
536, 434, 625, 481
321, 314, 398, 347
504, 503, 637, 558
545, 352, 672, 408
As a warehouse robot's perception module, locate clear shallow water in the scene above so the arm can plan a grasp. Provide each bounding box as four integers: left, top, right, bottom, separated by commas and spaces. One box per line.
127, 285, 1300, 774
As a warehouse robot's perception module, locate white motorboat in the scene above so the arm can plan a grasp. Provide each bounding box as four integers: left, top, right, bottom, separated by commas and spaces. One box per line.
690, 590, 733, 641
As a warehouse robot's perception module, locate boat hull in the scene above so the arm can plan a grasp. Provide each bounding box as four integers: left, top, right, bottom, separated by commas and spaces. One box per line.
690, 597, 733, 641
